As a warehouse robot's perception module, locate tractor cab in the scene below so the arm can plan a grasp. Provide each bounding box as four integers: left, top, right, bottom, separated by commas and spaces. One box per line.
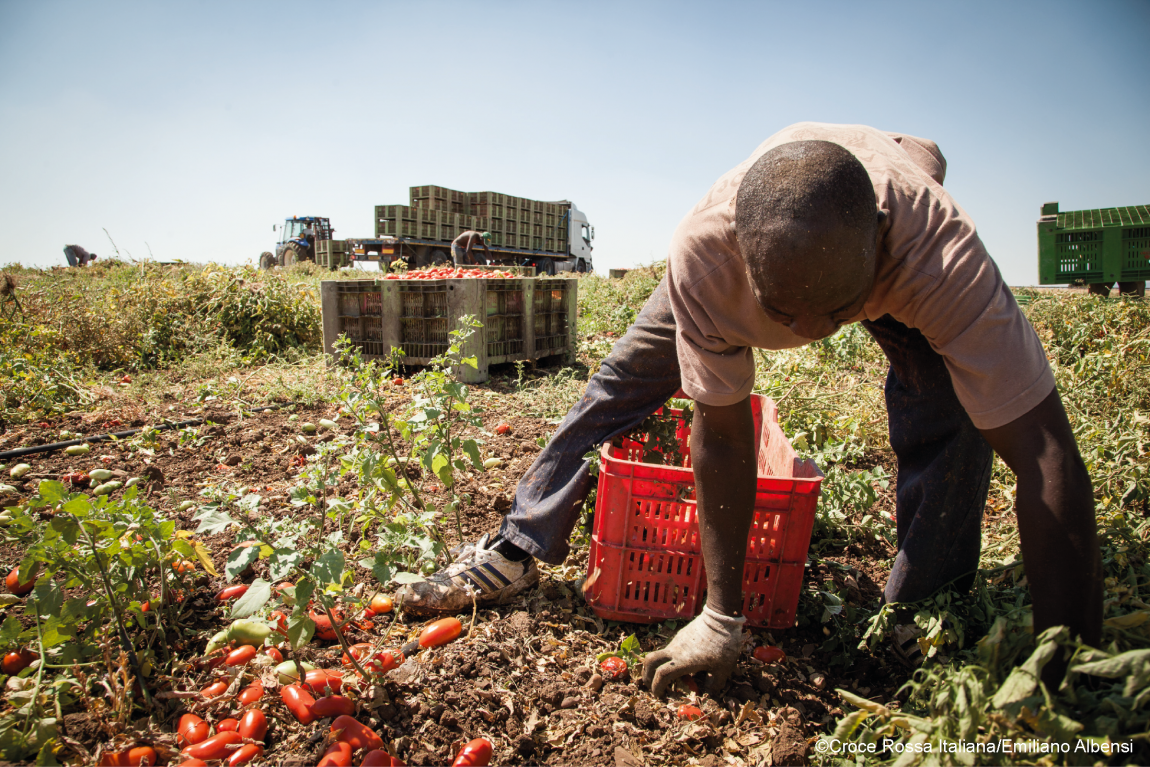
263, 216, 333, 268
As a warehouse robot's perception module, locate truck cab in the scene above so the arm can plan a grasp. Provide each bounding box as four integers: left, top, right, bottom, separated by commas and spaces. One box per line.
567, 204, 594, 273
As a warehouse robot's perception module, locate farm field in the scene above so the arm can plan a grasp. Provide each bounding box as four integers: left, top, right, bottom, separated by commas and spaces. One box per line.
0, 260, 1148, 766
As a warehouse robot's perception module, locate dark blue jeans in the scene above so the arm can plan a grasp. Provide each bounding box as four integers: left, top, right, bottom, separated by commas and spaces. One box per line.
499, 278, 993, 604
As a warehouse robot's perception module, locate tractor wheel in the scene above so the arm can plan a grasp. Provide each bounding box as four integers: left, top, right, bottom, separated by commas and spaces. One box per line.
1087, 283, 1112, 297
282, 241, 307, 267
259, 251, 276, 270
1118, 281, 1146, 298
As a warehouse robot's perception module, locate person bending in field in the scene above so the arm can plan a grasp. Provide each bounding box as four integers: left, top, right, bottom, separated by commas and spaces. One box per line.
451, 230, 491, 266
63, 244, 97, 267
399, 123, 1102, 696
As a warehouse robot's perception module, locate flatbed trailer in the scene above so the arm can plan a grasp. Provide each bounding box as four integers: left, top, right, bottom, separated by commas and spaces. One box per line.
344, 236, 588, 276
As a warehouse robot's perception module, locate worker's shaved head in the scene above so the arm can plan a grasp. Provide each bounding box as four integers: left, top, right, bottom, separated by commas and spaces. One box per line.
736, 141, 881, 339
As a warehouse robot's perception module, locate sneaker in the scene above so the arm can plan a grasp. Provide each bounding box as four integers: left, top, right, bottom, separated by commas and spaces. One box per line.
397, 533, 540, 616
891, 623, 925, 669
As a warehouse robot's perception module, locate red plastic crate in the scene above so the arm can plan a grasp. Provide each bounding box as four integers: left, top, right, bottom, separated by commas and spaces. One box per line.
584, 394, 823, 629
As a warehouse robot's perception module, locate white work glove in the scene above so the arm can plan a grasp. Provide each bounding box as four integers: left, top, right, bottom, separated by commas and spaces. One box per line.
642, 605, 746, 697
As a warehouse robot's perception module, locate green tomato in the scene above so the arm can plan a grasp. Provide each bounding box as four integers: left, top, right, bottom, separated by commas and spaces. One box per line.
88, 469, 113, 482
65, 444, 91, 456
227, 619, 272, 648
300, 422, 316, 434
8, 464, 32, 479
178, 500, 196, 511
91, 481, 123, 496
318, 419, 338, 431
275, 659, 316, 684
204, 629, 229, 654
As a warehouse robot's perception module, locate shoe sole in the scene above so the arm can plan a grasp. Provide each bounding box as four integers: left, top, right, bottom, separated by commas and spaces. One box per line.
400, 566, 541, 617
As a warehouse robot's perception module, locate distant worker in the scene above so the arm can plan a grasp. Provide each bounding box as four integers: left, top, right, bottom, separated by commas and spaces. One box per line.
63, 244, 97, 267
451, 230, 491, 266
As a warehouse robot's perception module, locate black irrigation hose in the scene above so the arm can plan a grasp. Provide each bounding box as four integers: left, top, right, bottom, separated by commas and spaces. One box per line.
0, 402, 302, 461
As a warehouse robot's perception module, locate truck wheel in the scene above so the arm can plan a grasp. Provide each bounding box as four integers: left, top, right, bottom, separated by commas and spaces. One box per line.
576, 259, 588, 273
538, 258, 556, 276
1118, 281, 1146, 298
1087, 283, 1112, 297
430, 250, 449, 266
259, 252, 276, 270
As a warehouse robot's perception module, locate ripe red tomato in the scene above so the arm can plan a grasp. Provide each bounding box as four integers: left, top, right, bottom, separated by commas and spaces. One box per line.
6, 566, 38, 596
177, 714, 210, 747
227, 744, 262, 767
360, 750, 397, 767
599, 656, 628, 680
1, 649, 36, 675
280, 683, 316, 724
752, 645, 786, 664
418, 617, 462, 649
215, 584, 248, 601
330, 715, 384, 750
100, 745, 157, 766
311, 695, 356, 719
263, 646, 283, 663
180, 731, 241, 760
224, 645, 257, 667
200, 680, 228, 699
318, 742, 353, 767
452, 738, 493, 766
370, 594, 394, 614
392, 377, 404, 386
238, 709, 268, 742
305, 668, 343, 695
677, 704, 704, 721
309, 608, 340, 641
494, 422, 511, 435
237, 681, 264, 705
217, 718, 239, 732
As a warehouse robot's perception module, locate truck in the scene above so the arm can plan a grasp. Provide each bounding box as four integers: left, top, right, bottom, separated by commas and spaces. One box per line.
343, 186, 595, 275
1037, 202, 1149, 297
259, 216, 334, 269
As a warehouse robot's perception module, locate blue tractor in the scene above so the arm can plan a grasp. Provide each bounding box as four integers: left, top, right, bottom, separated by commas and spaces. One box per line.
260, 216, 334, 268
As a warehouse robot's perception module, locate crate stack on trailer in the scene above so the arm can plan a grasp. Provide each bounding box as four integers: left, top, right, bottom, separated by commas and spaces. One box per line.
320, 275, 577, 383
372, 186, 570, 255
1037, 202, 1150, 296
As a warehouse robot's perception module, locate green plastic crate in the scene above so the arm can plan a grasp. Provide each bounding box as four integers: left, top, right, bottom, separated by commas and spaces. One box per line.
1038, 202, 1150, 285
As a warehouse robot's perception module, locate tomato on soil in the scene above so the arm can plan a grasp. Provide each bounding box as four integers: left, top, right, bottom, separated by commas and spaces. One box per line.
224, 645, 257, 667
6, 565, 38, 596
262, 647, 283, 663
1, 649, 36, 675
677, 704, 704, 721
181, 731, 242, 760
305, 668, 343, 695
227, 744, 262, 767
752, 645, 786, 664
217, 718, 239, 732
370, 594, 394, 614
392, 377, 404, 386
237, 681, 264, 706
178, 760, 208, 767
280, 683, 316, 724
599, 656, 628, 680
494, 422, 511, 435
318, 742, 353, 767
360, 750, 397, 767
177, 714, 210, 747
310, 695, 356, 719
238, 709, 268, 742
452, 738, 494, 766
100, 745, 157, 766
200, 680, 228, 699
330, 714, 384, 750
215, 584, 248, 601
418, 617, 462, 649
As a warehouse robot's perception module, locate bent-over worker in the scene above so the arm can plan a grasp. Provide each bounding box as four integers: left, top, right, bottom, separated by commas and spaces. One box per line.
63, 244, 97, 267
399, 123, 1102, 696
451, 230, 491, 266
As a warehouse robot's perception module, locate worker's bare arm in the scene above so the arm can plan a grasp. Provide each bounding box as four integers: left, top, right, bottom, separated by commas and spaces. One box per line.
978, 389, 1102, 648
694, 396, 758, 615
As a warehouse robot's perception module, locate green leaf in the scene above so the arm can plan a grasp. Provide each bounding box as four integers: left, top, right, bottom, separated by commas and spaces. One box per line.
230, 578, 272, 619
838, 688, 889, 717
462, 439, 483, 471
194, 508, 236, 536
287, 615, 315, 649
226, 545, 260, 582
37, 481, 69, 504
0, 617, 22, 646
293, 579, 315, 612
621, 634, 642, 657
365, 554, 394, 586
30, 581, 63, 621
392, 572, 425, 585
310, 549, 345, 587
830, 709, 868, 741
268, 548, 301, 582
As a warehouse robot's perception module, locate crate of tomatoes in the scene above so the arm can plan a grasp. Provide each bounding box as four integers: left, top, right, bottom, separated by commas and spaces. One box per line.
320, 269, 577, 383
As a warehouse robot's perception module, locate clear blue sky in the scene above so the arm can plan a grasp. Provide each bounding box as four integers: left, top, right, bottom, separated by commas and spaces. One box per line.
1, 0, 1147, 285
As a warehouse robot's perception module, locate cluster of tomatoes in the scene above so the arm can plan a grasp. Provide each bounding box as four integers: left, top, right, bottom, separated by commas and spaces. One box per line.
380, 268, 515, 280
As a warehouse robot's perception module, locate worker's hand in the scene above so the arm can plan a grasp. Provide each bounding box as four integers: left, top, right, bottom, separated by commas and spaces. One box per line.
642, 606, 746, 697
